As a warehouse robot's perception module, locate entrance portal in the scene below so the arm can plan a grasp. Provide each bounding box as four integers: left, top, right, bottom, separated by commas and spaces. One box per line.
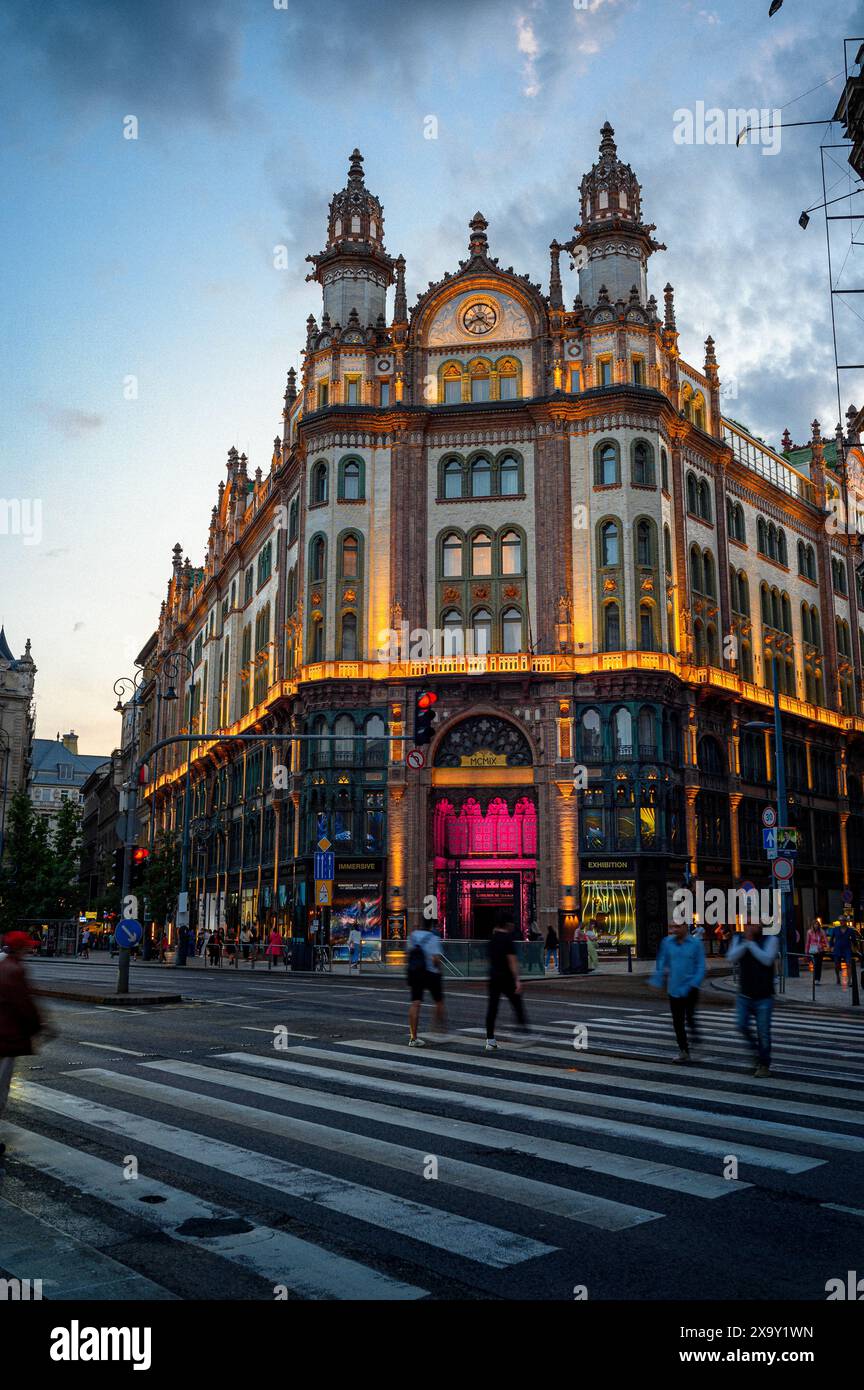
433, 796, 537, 938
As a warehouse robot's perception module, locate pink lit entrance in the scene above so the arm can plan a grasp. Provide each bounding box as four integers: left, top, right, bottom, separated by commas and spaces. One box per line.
433, 796, 538, 938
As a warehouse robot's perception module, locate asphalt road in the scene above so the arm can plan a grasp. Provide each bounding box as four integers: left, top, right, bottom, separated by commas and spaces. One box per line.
2, 959, 864, 1302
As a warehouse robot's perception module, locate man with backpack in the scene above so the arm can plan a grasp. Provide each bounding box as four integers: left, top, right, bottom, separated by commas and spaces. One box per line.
727, 922, 779, 1077
406, 922, 445, 1047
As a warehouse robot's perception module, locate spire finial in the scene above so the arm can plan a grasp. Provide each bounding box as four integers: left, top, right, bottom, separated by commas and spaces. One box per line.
549, 241, 563, 309
348, 148, 364, 181
664, 283, 676, 329
599, 121, 617, 157
469, 212, 489, 256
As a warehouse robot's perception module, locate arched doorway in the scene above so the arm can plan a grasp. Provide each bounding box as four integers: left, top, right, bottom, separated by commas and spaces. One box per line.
431, 715, 536, 937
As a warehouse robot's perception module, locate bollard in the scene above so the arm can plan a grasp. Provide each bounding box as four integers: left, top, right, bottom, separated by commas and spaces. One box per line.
627, 944, 633, 974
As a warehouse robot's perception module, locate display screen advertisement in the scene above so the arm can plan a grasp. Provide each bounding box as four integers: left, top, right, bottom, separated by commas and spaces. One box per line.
331, 879, 383, 962
580, 877, 637, 949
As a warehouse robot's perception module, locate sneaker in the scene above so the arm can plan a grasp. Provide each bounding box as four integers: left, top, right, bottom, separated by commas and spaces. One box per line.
674, 1049, 690, 1064
754, 1064, 771, 1078
484, 1040, 497, 1052
408, 1036, 426, 1048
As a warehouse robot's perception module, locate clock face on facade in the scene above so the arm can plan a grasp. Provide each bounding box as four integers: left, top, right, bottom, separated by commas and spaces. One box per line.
462, 300, 498, 335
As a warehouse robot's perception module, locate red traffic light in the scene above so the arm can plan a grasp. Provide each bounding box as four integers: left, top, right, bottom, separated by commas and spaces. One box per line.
132, 847, 150, 864
417, 692, 438, 710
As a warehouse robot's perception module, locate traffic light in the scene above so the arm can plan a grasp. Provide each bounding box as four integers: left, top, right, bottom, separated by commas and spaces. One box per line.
130, 846, 150, 888
414, 689, 438, 747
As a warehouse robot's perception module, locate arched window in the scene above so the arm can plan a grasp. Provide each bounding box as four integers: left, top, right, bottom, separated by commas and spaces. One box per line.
595, 442, 619, 487
661, 448, 669, 491
497, 360, 520, 400
664, 524, 672, 575
581, 709, 602, 758
444, 457, 463, 498
334, 714, 355, 765
694, 618, 706, 664
600, 520, 620, 567
692, 394, 706, 431
738, 572, 750, 616
757, 518, 767, 554
311, 461, 328, 505
761, 584, 771, 625
690, 545, 703, 594
499, 454, 520, 495
442, 532, 463, 578
471, 531, 492, 576
638, 706, 655, 754
797, 540, 806, 575
639, 602, 654, 650
777, 529, 788, 567
501, 608, 523, 653
686, 471, 698, 514
632, 440, 655, 486
604, 602, 621, 651
772, 589, 781, 630
365, 714, 387, 766
698, 735, 725, 776
613, 707, 632, 756
340, 533, 359, 579
698, 478, 712, 522
310, 535, 326, 582
811, 606, 821, 648
442, 364, 462, 405
636, 519, 652, 567
310, 616, 324, 663
706, 623, 719, 665
288, 497, 299, 544
500, 530, 522, 575
801, 603, 812, 645
471, 456, 492, 496
702, 550, 716, 598
470, 361, 491, 403
781, 593, 792, 635
442, 610, 464, 656
339, 613, 358, 660
472, 608, 493, 655
767, 523, 777, 560
340, 459, 362, 500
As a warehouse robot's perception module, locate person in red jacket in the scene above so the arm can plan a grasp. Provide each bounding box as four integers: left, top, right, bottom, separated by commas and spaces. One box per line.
0, 932, 44, 1154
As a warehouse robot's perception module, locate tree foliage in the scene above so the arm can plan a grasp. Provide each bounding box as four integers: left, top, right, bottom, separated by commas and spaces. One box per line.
0, 790, 85, 930
143, 829, 181, 929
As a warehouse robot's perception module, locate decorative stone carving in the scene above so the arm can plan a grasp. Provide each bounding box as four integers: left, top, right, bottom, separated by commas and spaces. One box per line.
434, 716, 533, 767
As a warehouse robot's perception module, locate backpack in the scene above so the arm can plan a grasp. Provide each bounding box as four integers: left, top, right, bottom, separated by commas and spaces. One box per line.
407, 935, 427, 977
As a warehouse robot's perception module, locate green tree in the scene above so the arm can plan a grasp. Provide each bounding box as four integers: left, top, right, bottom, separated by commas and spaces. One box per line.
143, 830, 181, 930
47, 797, 84, 919
0, 792, 86, 931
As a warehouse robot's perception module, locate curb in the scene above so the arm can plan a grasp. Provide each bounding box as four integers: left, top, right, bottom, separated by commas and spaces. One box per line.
34, 987, 183, 1006
709, 976, 862, 1015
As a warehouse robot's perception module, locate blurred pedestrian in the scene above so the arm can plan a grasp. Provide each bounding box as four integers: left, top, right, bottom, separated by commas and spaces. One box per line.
650, 919, 705, 1063
158, 931, 169, 964
728, 923, 779, 1077
805, 918, 828, 985
485, 917, 528, 1051
79, 927, 90, 959
544, 925, 559, 973
0, 932, 45, 1156
266, 929, 283, 971
347, 924, 362, 974
585, 919, 599, 971
406, 922, 445, 1046
833, 918, 855, 987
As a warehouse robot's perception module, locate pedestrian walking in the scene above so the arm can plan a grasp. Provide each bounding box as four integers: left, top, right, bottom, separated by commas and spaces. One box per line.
79, 927, 90, 959
224, 932, 237, 968
266, 929, 283, 971
485, 918, 529, 1051
240, 926, 251, 963
347, 924, 362, 974
585, 919, 599, 971
832, 918, 855, 987
0, 932, 45, 1156
544, 925, 559, 973
728, 923, 779, 1077
649, 919, 705, 1063
158, 931, 169, 963
805, 918, 829, 985
406, 923, 445, 1047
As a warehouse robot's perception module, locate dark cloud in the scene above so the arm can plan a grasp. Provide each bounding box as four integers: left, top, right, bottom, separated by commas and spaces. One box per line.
2, 0, 244, 121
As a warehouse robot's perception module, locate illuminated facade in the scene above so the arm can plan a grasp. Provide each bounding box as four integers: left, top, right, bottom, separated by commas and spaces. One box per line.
138, 132, 864, 955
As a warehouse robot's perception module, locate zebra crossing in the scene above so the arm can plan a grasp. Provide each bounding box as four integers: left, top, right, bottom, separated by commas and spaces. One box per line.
1, 1030, 863, 1300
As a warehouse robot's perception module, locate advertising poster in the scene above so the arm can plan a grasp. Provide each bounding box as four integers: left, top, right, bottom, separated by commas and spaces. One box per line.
331, 877, 383, 962
580, 877, 636, 950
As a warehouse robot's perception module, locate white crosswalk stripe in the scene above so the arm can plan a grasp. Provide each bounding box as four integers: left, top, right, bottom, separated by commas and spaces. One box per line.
1, 1024, 863, 1300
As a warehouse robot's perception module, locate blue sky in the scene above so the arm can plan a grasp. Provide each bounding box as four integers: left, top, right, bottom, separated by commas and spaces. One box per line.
0, 0, 861, 752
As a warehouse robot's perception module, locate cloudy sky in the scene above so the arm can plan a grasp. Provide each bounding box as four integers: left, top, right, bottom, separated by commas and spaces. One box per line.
0, 0, 861, 753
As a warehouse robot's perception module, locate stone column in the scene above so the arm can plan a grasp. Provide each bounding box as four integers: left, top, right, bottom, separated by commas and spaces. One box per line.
729, 792, 743, 882
840, 811, 851, 890
684, 786, 699, 880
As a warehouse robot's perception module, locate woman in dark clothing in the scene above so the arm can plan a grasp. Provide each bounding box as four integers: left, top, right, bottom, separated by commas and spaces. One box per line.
0, 933, 45, 1155
544, 925, 559, 973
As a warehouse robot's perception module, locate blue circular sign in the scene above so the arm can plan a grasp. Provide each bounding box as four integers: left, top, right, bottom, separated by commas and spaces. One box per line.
115, 919, 143, 947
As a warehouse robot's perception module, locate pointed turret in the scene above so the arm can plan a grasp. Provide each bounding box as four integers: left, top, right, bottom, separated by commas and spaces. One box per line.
305, 149, 396, 325
566, 122, 665, 308
549, 241, 564, 309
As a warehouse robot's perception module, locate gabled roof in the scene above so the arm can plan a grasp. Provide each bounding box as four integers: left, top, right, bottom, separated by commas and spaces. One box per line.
0, 626, 15, 663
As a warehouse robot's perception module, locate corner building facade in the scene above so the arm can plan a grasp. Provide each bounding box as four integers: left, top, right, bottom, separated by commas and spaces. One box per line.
140, 131, 864, 955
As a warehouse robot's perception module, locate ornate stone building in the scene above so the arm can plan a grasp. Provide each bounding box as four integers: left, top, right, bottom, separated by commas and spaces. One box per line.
138, 131, 864, 955
0, 626, 35, 856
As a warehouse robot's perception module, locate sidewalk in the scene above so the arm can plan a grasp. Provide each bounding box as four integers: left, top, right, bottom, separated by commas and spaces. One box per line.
712, 966, 863, 1013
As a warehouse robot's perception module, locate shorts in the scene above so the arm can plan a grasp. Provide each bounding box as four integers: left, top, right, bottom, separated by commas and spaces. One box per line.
409, 969, 443, 1003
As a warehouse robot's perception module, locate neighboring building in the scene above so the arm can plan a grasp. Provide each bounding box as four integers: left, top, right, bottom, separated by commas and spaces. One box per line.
0, 626, 36, 856
29, 731, 110, 821
135, 133, 864, 954
80, 755, 120, 909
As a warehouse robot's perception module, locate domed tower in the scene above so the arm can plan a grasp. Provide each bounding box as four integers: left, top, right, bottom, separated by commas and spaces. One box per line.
568, 122, 665, 307
305, 149, 396, 327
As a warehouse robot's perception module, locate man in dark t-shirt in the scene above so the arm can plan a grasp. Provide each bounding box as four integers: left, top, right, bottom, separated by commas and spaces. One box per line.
485, 918, 529, 1052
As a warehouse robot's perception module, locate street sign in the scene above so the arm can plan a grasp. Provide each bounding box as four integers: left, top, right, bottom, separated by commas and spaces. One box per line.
314, 849, 335, 881
115, 814, 128, 844
115, 918, 143, 947
761, 806, 777, 828
317, 837, 332, 852
762, 827, 777, 858
843, 888, 854, 904
406, 748, 426, 770
776, 826, 799, 858
777, 880, 793, 894
315, 880, 333, 906
772, 857, 794, 882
